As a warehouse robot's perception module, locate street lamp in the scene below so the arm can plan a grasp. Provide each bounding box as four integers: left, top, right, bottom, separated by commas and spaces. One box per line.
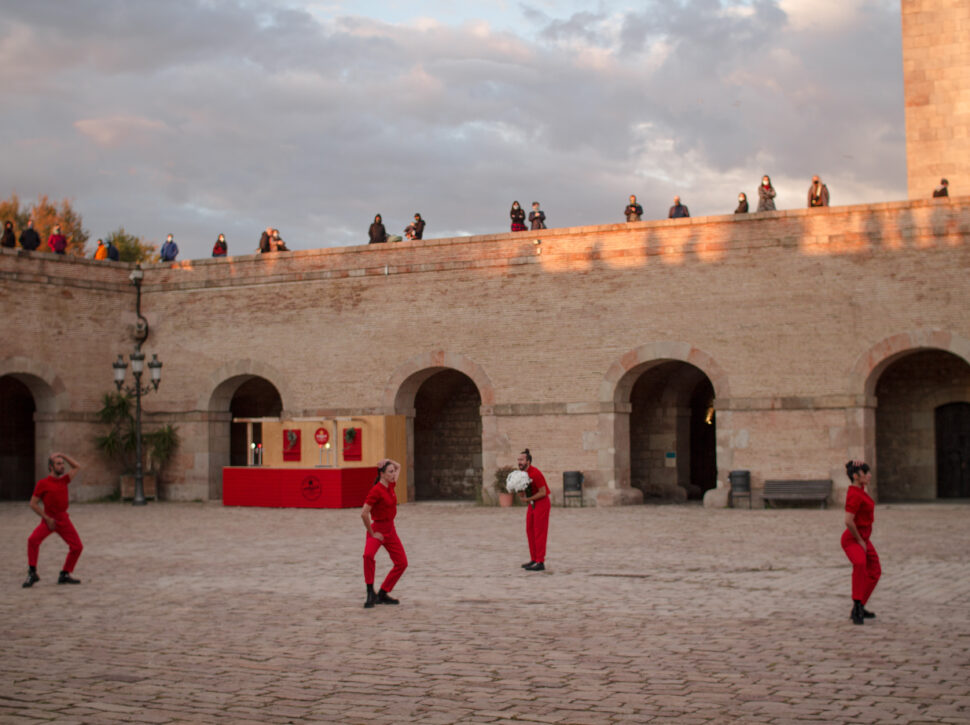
111, 266, 163, 506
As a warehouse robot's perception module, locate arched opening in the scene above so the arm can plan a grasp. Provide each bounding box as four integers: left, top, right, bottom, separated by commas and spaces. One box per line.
412, 369, 482, 501
874, 350, 970, 501
229, 377, 283, 466
628, 361, 716, 502
0, 376, 37, 500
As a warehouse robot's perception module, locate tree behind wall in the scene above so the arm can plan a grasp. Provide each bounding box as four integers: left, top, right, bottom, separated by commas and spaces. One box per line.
106, 226, 158, 263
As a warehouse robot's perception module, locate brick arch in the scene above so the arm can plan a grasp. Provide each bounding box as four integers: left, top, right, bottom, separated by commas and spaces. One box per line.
0, 356, 67, 413
599, 341, 730, 405
383, 350, 495, 413
199, 359, 294, 414
849, 330, 970, 399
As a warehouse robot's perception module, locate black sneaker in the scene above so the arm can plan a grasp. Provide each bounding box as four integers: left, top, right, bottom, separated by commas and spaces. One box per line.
57, 572, 81, 585
525, 562, 545, 571
521, 561, 535, 569
22, 570, 40, 588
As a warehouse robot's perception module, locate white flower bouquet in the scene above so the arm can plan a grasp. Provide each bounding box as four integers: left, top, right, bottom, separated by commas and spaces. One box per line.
506, 469, 532, 493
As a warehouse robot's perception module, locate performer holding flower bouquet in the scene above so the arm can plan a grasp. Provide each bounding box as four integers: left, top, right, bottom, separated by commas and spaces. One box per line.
510, 448, 550, 571
361, 459, 407, 608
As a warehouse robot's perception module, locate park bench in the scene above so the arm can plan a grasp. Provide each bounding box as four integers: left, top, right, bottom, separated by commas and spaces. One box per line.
762, 479, 832, 509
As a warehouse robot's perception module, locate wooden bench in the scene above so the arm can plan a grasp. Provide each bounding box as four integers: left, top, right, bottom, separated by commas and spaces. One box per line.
762, 479, 832, 509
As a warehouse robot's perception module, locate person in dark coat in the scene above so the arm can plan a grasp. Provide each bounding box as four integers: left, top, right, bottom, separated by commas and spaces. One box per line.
259, 226, 273, 253
19, 219, 41, 251
808, 176, 830, 207
510, 201, 527, 232
1, 221, 15, 248
735, 193, 749, 213
757, 175, 776, 212
405, 214, 425, 240
933, 178, 949, 198
369, 215, 387, 244
529, 202, 546, 230
106, 241, 119, 261
668, 196, 690, 219
212, 234, 227, 257
624, 195, 643, 222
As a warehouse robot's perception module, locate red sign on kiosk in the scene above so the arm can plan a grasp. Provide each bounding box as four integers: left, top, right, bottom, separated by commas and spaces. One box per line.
314, 427, 330, 446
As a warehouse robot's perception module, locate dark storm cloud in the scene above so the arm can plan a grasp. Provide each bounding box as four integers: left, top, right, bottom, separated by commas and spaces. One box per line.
0, 0, 905, 256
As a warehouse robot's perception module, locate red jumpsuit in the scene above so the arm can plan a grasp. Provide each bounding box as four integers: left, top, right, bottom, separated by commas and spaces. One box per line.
363, 481, 407, 593
28, 473, 83, 572
525, 465, 551, 564
841, 484, 880, 604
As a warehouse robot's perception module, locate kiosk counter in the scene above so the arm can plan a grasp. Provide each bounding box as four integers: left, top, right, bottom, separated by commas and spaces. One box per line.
223, 467, 377, 508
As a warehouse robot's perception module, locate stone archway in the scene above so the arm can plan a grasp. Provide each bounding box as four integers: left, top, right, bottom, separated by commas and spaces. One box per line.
384, 351, 495, 503
593, 342, 729, 506
203, 361, 290, 500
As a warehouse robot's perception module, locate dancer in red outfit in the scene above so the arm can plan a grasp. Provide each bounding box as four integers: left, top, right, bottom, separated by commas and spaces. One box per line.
23, 452, 84, 588
361, 458, 407, 608
517, 448, 550, 571
841, 460, 880, 624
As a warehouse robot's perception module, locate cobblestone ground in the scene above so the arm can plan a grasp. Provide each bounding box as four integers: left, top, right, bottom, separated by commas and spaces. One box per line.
2, 500, 969, 724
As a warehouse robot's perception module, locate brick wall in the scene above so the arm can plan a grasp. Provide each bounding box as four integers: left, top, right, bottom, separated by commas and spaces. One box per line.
1, 197, 969, 505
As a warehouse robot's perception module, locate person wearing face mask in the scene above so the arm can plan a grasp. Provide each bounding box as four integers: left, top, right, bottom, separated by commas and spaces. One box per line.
510, 201, 527, 232
757, 175, 776, 212
807, 176, 830, 208
842, 460, 880, 625
159, 234, 179, 262
735, 193, 748, 213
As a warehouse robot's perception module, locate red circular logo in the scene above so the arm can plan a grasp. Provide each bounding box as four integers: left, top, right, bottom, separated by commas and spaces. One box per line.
314, 427, 329, 446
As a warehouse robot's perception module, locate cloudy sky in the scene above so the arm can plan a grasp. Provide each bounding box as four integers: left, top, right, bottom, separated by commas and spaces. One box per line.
1, 0, 905, 258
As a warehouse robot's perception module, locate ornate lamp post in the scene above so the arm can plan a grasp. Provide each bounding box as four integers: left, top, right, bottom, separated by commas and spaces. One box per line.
111, 267, 163, 506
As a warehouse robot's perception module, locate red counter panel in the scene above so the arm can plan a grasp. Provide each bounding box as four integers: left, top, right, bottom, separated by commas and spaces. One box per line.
223, 467, 376, 508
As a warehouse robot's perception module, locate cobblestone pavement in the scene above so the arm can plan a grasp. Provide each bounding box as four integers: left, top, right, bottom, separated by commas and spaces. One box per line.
2, 500, 969, 724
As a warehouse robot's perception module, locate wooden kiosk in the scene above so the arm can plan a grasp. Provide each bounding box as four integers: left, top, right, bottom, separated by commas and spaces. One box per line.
223, 415, 407, 508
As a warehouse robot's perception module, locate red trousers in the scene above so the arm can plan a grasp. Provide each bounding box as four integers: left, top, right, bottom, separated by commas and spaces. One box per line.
28, 515, 83, 572
526, 496, 550, 563
841, 529, 880, 604
363, 520, 407, 593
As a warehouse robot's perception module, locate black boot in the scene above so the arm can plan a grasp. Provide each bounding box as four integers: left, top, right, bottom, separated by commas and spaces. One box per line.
376, 589, 399, 605
850, 599, 864, 625
364, 584, 376, 609
22, 568, 39, 588
525, 562, 545, 571
861, 605, 876, 619
521, 561, 535, 569
57, 571, 81, 585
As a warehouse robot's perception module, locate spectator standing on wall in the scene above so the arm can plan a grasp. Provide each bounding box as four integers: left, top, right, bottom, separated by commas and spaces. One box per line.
272, 229, 289, 251
47, 225, 67, 255
93, 239, 108, 260
106, 240, 119, 261
668, 196, 690, 219
510, 201, 527, 232
369, 215, 387, 244
212, 234, 228, 257
19, 219, 40, 251
933, 178, 949, 198
404, 213, 425, 240
757, 175, 776, 212
258, 226, 273, 253
1, 220, 15, 248
808, 175, 830, 207
529, 202, 546, 230
625, 194, 643, 222
159, 234, 178, 262
735, 193, 749, 213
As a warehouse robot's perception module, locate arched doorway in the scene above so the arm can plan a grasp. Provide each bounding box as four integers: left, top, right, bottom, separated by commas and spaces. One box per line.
0, 376, 37, 500
874, 350, 970, 500
628, 361, 716, 502
412, 369, 482, 501
229, 377, 283, 467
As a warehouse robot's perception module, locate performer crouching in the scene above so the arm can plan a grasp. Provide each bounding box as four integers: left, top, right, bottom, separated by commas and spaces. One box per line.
361, 458, 408, 608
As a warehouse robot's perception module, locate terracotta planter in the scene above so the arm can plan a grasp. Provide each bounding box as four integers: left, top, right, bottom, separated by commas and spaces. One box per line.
121, 473, 157, 500
498, 492, 514, 507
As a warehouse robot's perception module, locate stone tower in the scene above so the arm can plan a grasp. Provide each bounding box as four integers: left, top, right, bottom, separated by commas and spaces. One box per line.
901, 0, 970, 199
